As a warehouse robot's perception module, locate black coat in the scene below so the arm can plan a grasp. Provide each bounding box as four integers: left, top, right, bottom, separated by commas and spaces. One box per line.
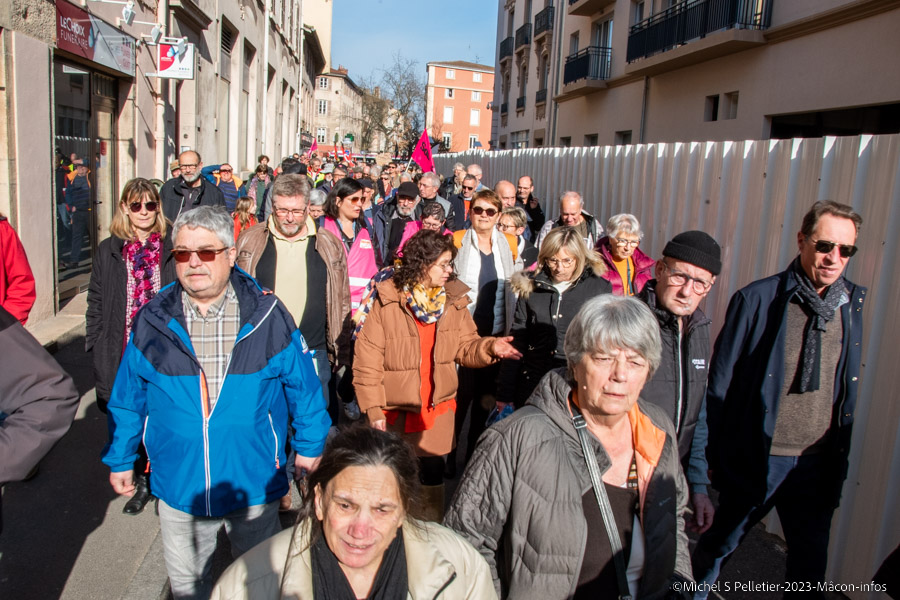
638, 280, 711, 472
160, 176, 225, 223
85, 234, 176, 405
498, 262, 612, 406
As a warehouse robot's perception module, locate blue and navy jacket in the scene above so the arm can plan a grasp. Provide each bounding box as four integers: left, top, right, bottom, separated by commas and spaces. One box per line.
102, 268, 330, 517
705, 265, 865, 506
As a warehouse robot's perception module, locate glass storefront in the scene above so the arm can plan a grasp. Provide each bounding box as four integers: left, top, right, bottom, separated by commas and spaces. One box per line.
53, 61, 118, 302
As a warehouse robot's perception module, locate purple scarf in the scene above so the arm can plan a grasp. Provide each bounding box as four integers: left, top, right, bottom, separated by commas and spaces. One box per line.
123, 233, 162, 348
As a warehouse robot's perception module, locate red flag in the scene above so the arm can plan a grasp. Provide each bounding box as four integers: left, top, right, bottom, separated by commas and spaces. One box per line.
411, 129, 435, 173
307, 140, 318, 159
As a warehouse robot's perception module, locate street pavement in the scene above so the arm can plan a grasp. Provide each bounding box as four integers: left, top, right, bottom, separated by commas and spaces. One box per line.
0, 294, 807, 600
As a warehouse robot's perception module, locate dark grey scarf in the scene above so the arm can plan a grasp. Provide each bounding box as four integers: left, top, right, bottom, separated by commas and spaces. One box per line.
789, 257, 846, 392
311, 526, 407, 600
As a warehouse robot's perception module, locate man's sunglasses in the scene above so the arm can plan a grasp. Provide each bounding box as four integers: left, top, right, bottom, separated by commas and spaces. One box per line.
808, 237, 858, 258
129, 201, 159, 213
171, 247, 229, 262
462, 185, 475, 191
471, 206, 498, 217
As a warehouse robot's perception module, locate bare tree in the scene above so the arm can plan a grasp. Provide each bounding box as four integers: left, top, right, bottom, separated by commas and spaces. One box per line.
377, 53, 425, 156
355, 77, 393, 152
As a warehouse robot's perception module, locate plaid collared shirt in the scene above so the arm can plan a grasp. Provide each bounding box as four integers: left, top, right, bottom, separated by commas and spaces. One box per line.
182, 282, 240, 412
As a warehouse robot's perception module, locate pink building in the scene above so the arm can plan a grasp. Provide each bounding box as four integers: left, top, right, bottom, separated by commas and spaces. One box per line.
425, 61, 495, 153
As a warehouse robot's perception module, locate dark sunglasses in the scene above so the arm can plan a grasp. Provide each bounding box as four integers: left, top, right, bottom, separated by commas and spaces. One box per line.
808, 237, 857, 258
471, 206, 498, 217
462, 185, 475, 191
171, 247, 229, 262
219, 169, 233, 173
129, 201, 159, 213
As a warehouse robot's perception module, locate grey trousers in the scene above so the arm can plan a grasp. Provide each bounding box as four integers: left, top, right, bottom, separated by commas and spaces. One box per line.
157, 499, 281, 600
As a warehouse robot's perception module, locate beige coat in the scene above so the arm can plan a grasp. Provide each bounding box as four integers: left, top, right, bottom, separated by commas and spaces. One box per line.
210, 519, 498, 600
235, 221, 351, 366
353, 277, 497, 423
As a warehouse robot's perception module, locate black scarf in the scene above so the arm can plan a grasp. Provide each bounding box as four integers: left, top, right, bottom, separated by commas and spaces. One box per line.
311, 527, 407, 600
789, 257, 846, 392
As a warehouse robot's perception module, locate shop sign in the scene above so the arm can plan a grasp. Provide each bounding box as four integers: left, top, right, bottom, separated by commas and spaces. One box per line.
157, 42, 195, 80
56, 0, 136, 77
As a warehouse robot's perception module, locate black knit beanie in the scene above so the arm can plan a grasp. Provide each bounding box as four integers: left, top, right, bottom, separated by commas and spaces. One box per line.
662, 231, 722, 275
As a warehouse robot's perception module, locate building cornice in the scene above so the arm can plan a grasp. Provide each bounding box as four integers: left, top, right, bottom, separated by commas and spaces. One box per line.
765, 0, 898, 43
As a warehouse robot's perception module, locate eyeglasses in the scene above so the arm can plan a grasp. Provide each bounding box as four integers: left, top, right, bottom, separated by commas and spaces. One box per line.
274, 207, 308, 217
462, 185, 475, 191
219, 169, 232, 174
128, 201, 159, 213
497, 222, 516, 232
179, 163, 198, 170
397, 196, 417, 205
660, 261, 713, 293
171, 247, 229, 263
433, 261, 454, 272
342, 196, 362, 205
545, 257, 575, 268
807, 237, 857, 258
613, 237, 640, 248
471, 206, 498, 217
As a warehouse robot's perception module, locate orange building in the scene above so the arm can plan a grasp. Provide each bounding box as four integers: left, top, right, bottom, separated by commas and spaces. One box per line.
425, 61, 494, 153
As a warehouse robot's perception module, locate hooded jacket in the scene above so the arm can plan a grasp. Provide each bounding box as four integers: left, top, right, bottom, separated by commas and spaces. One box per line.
497, 261, 612, 406
444, 369, 692, 599
637, 280, 711, 492
101, 269, 331, 517
210, 519, 498, 600
353, 278, 497, 423
85, 234, 177, 404
0, 216, 36, 324
596, 236, 656, 296
706, 266, 865, 505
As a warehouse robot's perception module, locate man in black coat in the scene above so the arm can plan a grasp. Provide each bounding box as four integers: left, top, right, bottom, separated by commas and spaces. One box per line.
637, 231, 721, 536
159, 150, 225, 223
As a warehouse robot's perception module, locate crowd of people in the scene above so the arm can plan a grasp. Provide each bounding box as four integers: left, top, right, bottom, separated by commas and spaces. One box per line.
0, 146, 878, 599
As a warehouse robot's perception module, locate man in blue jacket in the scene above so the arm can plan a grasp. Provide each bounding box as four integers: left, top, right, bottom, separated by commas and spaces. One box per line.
102, 206, 330, 599
693, 201, 865, 597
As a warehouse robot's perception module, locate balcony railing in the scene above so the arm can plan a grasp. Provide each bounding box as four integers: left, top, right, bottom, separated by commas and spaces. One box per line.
535, 88, 548, 105
563, 46, 612, 85
627, 0, 772, 62
500, 102, 509, 115
516, 95, 526, 110
515, 23, 532, 50
535, 5, 554, 38
500, 36, 514, 61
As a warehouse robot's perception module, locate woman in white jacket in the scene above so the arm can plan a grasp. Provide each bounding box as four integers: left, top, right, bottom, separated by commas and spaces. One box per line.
211, 426, 496, 600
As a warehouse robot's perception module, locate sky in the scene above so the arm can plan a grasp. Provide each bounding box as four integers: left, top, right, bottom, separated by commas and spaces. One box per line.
330, 0, 499, 84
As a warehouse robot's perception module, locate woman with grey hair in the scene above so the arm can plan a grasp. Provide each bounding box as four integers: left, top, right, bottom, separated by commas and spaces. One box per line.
307, 187, 327, 222
596, 213, 656, 296
446, 295, 693, 600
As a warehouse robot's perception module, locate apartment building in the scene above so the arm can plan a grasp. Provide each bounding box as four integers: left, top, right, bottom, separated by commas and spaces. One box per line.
492, 0, 900, 149
425, 61, 495, 153
313, 66, 364, 155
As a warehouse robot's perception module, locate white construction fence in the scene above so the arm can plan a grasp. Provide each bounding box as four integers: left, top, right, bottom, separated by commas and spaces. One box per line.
436, 134, 900, 598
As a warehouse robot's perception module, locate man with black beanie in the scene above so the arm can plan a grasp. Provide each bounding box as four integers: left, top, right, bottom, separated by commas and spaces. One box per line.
638, 230, 721, 536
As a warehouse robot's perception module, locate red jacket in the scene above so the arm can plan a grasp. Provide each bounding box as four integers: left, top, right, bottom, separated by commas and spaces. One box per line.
596, 235, 655, 296
0, 217, 36, 324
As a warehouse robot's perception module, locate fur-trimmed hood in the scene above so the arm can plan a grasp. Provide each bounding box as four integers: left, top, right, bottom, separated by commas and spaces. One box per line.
510, 257, 608, 299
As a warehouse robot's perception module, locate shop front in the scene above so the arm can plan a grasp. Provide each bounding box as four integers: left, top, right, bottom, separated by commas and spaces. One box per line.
54, 0, 135, 300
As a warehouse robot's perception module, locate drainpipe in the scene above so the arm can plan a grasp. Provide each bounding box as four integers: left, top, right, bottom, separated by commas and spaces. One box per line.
296, 1, 304, 153
261, 0, 270, 155
638, 75, 649, 143
548, 1, 565, 146
155, 0, 170, 178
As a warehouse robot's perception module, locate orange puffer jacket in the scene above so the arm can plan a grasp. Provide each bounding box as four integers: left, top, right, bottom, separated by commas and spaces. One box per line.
353, 277, 497, 422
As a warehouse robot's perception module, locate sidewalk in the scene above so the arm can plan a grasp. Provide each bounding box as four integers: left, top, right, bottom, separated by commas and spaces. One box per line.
25, 291, 89, 351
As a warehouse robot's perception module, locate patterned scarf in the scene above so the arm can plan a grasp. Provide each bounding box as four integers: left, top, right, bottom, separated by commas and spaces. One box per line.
789, 256, 847, 392
123, 233, 162, 347
352, 266, 395, 340
404, 283, 446, 324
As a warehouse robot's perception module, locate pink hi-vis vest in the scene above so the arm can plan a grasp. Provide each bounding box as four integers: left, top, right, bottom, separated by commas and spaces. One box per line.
322, 217, 378, 309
